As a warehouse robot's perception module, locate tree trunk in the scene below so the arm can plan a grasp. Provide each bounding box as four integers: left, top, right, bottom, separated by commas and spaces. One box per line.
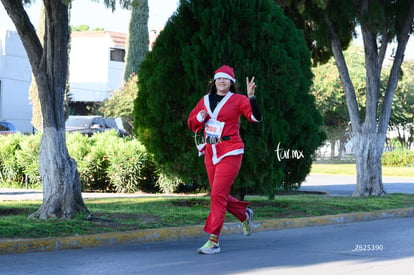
29, 4, 45, 132
35, 1, 89, 219
30, 127, 88, 219
1, 0, 89, 218
328, 139, 333, 160
352, 131, 386, 196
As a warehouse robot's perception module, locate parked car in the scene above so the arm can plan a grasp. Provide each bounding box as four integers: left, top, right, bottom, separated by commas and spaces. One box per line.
0, 120, 18, 135
65, 115, 129, 137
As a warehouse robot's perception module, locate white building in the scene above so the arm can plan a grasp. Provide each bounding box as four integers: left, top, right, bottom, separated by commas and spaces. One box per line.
0, 30, 33, 133
0, 30, 126, 132
68, 31, 126, 114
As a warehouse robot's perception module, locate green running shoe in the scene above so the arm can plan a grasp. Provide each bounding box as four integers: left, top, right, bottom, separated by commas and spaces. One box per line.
197, 239, 220, 255
242, 208, 254, 236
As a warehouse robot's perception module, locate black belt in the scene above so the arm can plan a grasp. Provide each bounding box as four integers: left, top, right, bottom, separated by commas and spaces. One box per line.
206, 135, 231, 144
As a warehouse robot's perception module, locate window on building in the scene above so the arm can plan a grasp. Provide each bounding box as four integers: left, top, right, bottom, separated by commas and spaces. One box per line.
110, 48, 125, 62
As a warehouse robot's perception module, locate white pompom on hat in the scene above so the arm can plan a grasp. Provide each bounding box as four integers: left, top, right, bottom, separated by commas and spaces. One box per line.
214, 65, 236, 83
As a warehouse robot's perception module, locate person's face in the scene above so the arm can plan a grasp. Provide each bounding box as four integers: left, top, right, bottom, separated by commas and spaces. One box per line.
215, 78, 231, 95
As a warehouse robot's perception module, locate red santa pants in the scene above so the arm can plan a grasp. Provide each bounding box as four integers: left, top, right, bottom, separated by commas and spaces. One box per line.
203, 149, 249, 236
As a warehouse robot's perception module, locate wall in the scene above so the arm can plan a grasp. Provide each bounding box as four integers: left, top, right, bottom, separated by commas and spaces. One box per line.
0, 30, 33, 133
69, 32, 125, 102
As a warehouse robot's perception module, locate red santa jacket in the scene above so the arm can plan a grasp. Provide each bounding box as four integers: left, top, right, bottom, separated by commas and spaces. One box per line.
187, 92, 260, 164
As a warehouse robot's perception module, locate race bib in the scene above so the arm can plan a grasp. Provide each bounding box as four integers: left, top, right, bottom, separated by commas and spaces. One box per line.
205, 119, 225, 139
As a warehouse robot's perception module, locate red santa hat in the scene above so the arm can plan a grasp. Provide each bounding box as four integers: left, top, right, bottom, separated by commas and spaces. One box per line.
214, 65, 236, 83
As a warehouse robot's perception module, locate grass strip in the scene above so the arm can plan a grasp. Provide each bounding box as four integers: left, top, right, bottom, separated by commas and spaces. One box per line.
311, 163, 414, 177
1, 194, 414, 239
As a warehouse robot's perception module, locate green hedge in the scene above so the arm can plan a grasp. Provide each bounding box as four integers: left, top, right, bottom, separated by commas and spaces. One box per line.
382, 150, 414, 167
0, 134, 27, 185
0, 131, 159, 193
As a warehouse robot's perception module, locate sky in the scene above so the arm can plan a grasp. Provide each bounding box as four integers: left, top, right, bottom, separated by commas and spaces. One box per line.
0, 0, 179, 32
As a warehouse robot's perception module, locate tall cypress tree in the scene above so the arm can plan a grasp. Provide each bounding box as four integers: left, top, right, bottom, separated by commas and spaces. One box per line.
124, 0, 149, 81
134, 0, 325, 199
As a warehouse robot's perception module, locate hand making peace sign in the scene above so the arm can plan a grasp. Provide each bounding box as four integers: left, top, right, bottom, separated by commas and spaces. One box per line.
246, 76, 256, 98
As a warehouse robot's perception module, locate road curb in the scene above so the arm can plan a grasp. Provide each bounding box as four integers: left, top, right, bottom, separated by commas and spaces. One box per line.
1, 207, 413, 255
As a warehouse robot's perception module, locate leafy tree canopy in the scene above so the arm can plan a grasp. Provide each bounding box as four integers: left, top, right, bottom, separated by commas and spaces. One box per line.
389, 60, 414, 149
100, 73, 138, 133
70, 25, 104, 32
312, 43, 414, 152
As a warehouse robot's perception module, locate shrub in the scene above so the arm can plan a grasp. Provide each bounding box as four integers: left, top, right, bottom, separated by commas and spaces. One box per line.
1, 131, 160, 193
0, 134, 23, 185
156, 172, 182, 194
107, 138, 158, 193
75, 131, 119, 191
15, 134, 41, 187
382, 150, 414, 167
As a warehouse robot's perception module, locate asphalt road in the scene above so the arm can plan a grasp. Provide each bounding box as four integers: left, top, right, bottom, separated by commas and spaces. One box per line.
300, 174, 414, 196
1, 217, 413, 275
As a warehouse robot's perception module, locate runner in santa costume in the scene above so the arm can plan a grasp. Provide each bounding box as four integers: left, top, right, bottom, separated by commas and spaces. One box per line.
187, 65, 262, 254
